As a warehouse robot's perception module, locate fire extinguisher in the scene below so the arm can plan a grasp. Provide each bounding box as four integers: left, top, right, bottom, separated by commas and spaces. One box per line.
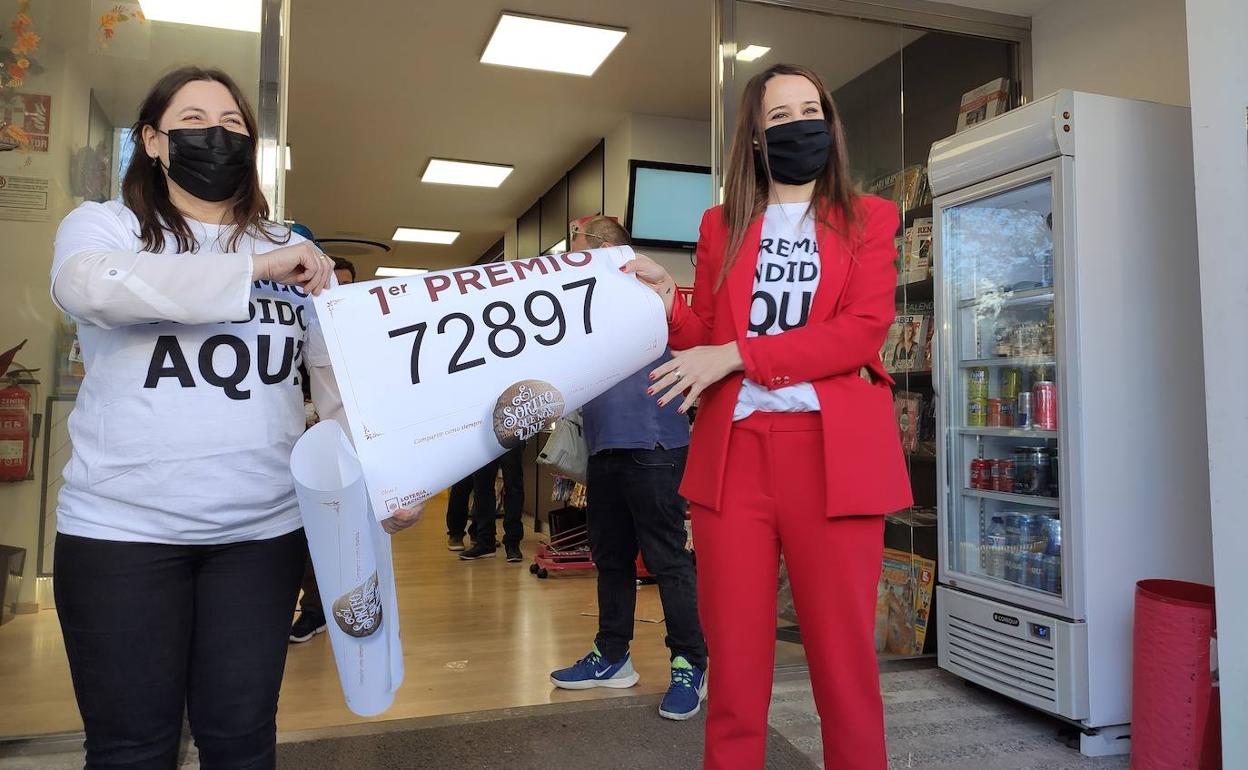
0, 379, 32, 482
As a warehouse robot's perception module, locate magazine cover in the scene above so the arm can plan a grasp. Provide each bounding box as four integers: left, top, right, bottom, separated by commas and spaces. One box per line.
874, 549, 916, 655
898, 165, 926, 211
913, 553, 937, 654
873, 548, 938, 656
922, 316, 936, 373
900, 217, 933, 284
882, 313, 929, 373
894, 391, 924, 454
956, 77, 1011, 133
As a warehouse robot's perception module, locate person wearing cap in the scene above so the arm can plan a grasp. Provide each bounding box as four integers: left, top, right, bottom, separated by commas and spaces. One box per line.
549, 215, 708, 722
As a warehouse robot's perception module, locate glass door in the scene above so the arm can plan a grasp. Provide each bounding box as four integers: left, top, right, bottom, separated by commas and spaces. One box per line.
936, 159, 1074, 617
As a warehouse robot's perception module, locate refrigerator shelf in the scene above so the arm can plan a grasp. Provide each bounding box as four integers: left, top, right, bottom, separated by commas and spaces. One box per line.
958, 357, 1056, 370
957, 286, 1054, 309
963, 488, 1060, 509
958, 427, 1058, 439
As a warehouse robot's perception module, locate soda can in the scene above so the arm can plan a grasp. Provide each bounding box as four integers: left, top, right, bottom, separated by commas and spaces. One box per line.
999, 399, 1015, 427
1049, 448, 1060, 497
1041, 515, 1062, 556
1033, 382, 1058, 430
1016, 392, 1033, 430
997, 459, 1016, 493
1042, 554, 1061, 594
1001, 368, 1021, 400
986, 398, 1003, 427
988, 459, 1001, 491
968, 398, 988, 427
1005, 550, 1026, 585
970, 458, 987, 490
967, 367, 990, 400
1026, 552, 1046, 590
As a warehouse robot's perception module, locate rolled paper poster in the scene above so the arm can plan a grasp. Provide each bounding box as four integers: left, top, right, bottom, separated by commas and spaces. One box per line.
290, 420, 403, 716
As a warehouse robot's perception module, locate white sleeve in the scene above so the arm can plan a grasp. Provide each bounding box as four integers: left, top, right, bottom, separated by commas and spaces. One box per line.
51, 202, 254, 329
309, 363, 349, 437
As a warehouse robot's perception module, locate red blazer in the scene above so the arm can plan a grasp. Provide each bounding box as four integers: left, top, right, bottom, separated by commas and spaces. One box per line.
669, 195, 913, 518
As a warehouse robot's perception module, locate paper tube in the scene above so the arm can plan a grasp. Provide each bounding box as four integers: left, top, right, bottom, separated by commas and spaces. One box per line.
290, 420, 404, 716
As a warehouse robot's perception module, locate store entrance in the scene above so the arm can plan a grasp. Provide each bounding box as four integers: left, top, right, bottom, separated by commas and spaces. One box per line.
1, 0, 1025, 751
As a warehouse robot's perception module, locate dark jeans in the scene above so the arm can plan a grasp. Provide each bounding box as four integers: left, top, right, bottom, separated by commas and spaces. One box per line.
587, 446, 707, 670
297, 545, 320, 616
54, 530, 305, 770
446, 446, 525, 547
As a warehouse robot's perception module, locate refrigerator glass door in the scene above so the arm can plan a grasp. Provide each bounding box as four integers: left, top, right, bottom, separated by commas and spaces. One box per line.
936, 158, 1075, 618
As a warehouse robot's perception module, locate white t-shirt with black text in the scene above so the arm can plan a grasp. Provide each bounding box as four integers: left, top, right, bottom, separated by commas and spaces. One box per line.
734, 202, 822, 420
50, 200, 329, 544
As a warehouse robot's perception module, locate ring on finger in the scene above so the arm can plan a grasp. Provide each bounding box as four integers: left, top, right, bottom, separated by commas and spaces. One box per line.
673, 370, 683, 381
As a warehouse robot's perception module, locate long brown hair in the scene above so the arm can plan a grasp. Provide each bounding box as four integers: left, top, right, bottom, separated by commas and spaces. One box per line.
122, 66, 286, 253
719, 63, 858, 287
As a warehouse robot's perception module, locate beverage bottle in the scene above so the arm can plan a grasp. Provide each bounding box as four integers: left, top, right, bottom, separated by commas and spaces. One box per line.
984, 516, 1008, 579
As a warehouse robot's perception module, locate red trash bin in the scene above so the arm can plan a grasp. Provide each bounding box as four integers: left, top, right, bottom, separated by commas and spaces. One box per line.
1130, 579, 1216, 770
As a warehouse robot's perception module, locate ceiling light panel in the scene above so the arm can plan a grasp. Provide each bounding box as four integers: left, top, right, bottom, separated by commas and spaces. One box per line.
422, 158, 513, 188
139, 0, 262, 33
481, 13, 626, 77
736, 45, 771, 62
392, 227, 459, 244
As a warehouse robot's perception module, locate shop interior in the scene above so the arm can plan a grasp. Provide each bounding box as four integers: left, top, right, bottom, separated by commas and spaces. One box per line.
1, 0, 1233, 767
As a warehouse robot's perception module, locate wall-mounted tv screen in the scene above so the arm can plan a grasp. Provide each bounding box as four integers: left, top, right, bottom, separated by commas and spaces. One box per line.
626, 160, 713, 250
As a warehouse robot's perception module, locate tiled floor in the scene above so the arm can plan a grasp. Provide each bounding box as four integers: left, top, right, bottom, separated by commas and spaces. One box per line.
769, 665, 1131, 770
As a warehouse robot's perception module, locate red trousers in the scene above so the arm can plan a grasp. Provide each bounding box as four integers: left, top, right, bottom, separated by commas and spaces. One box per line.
691, 412, 887, 770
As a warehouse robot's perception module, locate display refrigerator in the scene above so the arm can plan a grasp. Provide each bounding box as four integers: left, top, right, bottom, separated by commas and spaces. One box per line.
928, 91, 1213, 756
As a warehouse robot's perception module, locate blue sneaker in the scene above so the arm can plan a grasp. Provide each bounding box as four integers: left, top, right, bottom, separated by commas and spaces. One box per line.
659, 656, 707, 720
550, 645, 640, 690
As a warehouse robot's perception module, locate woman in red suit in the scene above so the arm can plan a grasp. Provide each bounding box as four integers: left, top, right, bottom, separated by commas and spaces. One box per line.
625, 63, 911, 770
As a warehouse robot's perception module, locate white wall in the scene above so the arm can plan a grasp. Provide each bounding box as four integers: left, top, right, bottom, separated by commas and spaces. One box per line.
1031, 0, 1189, 106
604, 113, 711, 287
1186, 0, 1247, 763
0, 43, 91, 609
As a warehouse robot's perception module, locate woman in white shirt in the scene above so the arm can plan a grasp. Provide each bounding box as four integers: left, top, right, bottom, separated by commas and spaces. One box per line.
50, 66, 420, 770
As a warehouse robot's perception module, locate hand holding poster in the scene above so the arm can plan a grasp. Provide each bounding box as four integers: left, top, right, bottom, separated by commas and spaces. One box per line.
314, 246, 667, 520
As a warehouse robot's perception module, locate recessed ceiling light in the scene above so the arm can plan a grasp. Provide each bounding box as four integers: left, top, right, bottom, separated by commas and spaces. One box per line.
481, 13, 627, 77
392, 227, 459, 244
376, 266, 430, 277
139, 0, 261, 33
736, 45, 771, 62
422, 158, 514, 188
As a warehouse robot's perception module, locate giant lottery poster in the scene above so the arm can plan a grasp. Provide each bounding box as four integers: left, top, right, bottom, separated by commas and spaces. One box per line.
315, 246, 667, 521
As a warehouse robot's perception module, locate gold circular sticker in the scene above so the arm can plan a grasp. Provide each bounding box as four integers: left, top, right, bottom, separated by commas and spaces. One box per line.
332, 571, 383, 638
492, 379, 566, 449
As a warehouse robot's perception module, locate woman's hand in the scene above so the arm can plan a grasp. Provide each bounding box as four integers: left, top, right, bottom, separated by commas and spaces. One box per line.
621, 253, 678, 318
649, 343, 745, 413
253, 241, 333, 296
381, 503, 424, 535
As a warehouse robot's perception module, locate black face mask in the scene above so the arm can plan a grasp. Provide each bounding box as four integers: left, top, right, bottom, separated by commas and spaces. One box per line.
161, 126, 254, 202
758, 119, 832, 185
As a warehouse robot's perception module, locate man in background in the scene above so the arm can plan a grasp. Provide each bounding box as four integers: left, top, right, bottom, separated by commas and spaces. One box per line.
288, 235, 356, 643
549, 216, 708, 721
450, 446, 526, 563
